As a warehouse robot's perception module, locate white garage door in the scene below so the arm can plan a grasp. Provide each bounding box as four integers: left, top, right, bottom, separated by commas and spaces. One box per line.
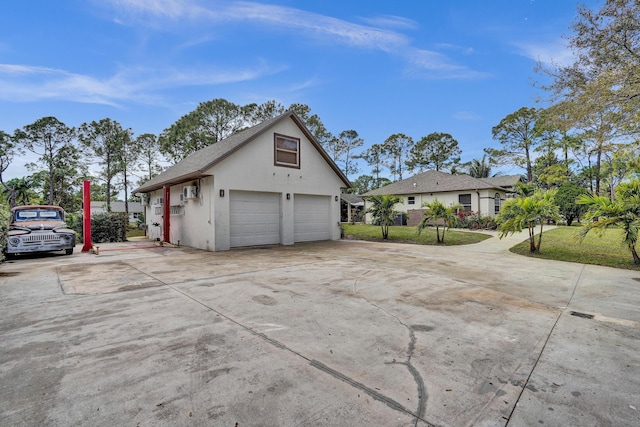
230, 191, 280, 247
294, 194, 331, 242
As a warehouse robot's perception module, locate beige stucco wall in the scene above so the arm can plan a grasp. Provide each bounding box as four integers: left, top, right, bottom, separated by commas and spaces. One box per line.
145, 118, 346, 251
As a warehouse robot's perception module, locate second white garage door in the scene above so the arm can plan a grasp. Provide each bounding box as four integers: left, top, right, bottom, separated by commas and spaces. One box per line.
294, 194, 331, 242
230, 191, 281, 247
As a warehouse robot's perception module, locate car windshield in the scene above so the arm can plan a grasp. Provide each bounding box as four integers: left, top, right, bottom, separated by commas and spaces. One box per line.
15, 209, 62, 221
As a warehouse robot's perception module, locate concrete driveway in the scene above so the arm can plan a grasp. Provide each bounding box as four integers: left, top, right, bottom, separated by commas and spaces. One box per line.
1, 232, 639, 426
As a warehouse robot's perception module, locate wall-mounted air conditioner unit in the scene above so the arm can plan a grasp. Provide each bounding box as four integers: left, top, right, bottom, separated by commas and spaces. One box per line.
183, 185, 198, 200
141, 194, 150, 206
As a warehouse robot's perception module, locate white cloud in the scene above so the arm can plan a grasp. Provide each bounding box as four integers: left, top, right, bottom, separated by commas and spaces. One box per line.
106, 0, 483, 77
513, 39, 575, 68
0, 62, 281, 106
405, 50, 490, 79
434, 43, 475, 55
358, 15, 418, 30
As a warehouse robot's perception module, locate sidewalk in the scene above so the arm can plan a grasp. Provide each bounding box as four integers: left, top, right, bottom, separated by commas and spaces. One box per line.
462, 225, 556, 253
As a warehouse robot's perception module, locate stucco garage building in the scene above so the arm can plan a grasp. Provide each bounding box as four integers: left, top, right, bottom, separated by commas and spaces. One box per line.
133, 112, 350, 251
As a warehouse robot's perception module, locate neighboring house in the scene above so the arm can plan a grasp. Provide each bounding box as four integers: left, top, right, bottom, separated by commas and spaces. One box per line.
478, 175, 523, 198
340, 193, 364, 223
90, 201, 144, 223
133, 111, 351, 251
362, 170, 522, 226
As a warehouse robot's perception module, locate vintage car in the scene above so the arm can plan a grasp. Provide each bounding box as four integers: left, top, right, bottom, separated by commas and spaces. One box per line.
4, 205, 76, 257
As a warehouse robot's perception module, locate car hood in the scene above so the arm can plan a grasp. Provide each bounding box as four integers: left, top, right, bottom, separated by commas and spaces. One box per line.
10, 220, 68, 231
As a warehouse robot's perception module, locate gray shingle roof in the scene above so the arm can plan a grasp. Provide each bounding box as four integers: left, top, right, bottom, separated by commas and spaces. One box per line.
479, 175, 523, 189
362, 170, 507, 196
340, 193, 364, 206
133, 111, 350, 193
91, 201, 144, 213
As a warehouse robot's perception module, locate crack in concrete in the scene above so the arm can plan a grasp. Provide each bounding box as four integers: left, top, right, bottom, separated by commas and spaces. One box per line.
353, 269, 429, 426
128, 264, 432, 424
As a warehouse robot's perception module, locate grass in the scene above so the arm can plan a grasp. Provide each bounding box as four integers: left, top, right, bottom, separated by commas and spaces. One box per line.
342, 223, 492, 246
344, 223, 640, 271
126, 227, 146, 239
510, 226, 640, 271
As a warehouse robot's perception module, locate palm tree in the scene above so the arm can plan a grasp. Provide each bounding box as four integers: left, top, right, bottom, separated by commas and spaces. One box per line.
577, 180, 640, 265
366, 195, 401, 239
514, 181, 536, 197
467, 154, 492, 178
496, 189, 559, 253
11, 177, 34, 206
2, 177, 35, 208
417, 199, 461, 244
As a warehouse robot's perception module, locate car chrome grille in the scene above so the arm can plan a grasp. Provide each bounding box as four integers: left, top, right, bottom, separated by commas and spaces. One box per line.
22, 234, 59, 244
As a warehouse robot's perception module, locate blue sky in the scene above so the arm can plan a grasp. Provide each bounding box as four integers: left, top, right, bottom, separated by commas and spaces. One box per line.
1, 0, 599, 182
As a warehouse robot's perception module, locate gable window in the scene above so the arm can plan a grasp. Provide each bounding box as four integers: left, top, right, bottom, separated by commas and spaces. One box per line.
274, 134, 300, 168
494, 193, 501, 214
408, 196, 415, 205
458, 194, 472, 211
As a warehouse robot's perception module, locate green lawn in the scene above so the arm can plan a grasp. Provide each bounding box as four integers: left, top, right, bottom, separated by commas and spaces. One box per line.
343, 223, 640, 271
342, 224, 492, 246
126, 227, 146, 239
510, 226, 640, 271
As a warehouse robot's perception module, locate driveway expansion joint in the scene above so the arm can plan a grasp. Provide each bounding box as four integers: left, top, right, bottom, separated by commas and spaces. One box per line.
130, 265, 432, 425
504, 264, 586, 425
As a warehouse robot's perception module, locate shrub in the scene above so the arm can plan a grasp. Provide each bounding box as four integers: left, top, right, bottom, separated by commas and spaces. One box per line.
455, 211, 498, 230
74, 212, 129, 243
0, 205, 9, 262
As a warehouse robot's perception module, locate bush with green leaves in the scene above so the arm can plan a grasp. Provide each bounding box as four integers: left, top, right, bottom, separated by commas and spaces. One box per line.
74, 212, 129, 243
455, 211, 498, 230
555, 182, 588, 225
0, 204, 9, 262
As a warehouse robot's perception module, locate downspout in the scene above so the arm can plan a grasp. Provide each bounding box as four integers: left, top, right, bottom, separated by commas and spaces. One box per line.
476, 190, 481, 215
163, 186, 170, 243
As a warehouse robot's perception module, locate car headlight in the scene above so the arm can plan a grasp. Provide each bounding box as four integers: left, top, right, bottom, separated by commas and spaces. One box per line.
9, 237, 20, 246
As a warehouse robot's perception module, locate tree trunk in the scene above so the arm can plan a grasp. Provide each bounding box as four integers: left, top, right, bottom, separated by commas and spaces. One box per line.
631, 245, 640, 266
535, 223, 544, 254
0, 179, 16, 208
528, 225, 536, 252
595, 146, 602, 196
525, 147, 533, 183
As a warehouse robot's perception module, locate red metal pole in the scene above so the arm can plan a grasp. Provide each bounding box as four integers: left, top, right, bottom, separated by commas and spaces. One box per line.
163, 186, 170, 243
81, 180, 92, 252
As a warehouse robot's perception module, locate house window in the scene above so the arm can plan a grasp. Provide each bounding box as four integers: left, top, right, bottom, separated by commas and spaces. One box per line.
274, 134, 300, 168
458, 194, 472, 211
495, 193, 501, 214
408, 196, 415, 205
